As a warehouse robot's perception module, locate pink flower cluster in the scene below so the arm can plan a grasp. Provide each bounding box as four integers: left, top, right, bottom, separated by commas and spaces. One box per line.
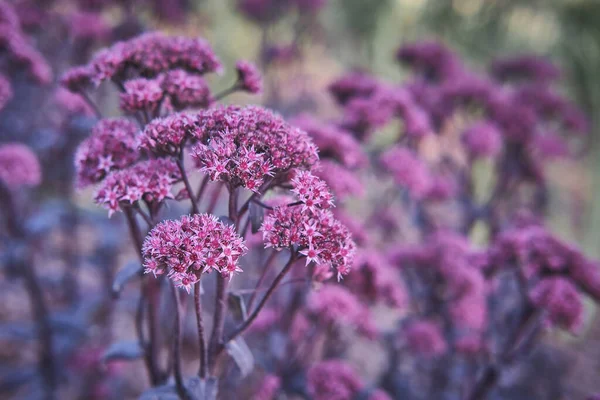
160, 69, 211, 110
77, 32, 222, 85
462, 120, 503, 158
139, 112, 198, 155
191, 106, 318, 191
307, 284, 376, 337
75, 118, 140, 187
0, 143, 41, 189
529, 277, 583, 333
0, 73, 12, 111
142, 214, 247, 290
404, 319, 447, 357
119, 78, 164, 114
235, 60, 262, 94
262, 172, 355, 278
94, 159, 181, 216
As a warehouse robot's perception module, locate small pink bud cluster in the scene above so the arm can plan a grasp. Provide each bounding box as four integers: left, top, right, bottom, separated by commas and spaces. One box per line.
0, 143, 41, 189
262, 172, 355, 278
142, 214, 247, 290
235, 60, 262, 94
94, 159, 181, 216
74, 118, 139, 188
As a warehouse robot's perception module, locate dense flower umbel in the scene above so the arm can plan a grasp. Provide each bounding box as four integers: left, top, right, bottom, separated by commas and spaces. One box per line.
261, 172, 355, 277
191, 106, 318, 191
160, 69, 211, 109
235, 60, 262, 94
94, 159, 181, 216
142, 214, 247, 289
139, 112, 197, 155
65, 32, 221, 86
314, 160, 364, 200
0, 143, 41, 189
119, 78, 163, 113
74, 118, 140, 187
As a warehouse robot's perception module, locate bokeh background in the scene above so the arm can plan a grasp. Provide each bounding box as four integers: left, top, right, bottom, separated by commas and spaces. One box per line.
2, 0, 600, 398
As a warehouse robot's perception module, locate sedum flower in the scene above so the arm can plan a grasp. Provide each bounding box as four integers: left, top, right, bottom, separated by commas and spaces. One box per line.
139, 112, 198, 155
74, 118, 140, 188
404, 319, 447, 357
235, 60, 262, 94
142, 213, 247, 290
307, 360, 364, 400
160, 69, 211, 110
462, 120, 503, 158
529, 277, 583, 333
119, 78, 164, 114
94, 159, 181, 216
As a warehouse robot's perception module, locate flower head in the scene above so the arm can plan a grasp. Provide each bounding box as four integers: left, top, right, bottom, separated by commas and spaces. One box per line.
491, 55, 561, 84
140, 112, 198, 155
119, 78, 164, 114
191, 106, 318, 191
74, 118, 140, 187
314, 161, 364, 200
0, 143, 41, 189
160, 69, 211, 110
235, 60, 262, 94
94, 159, 181, 216
463, 120, 503, 158
142, 214, 247, 289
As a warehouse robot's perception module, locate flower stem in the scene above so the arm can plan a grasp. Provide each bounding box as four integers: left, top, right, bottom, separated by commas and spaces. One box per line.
195, 279, 208, 378
177, 158, 199, 214
248, 251, 278, 311
171, 284, 186, 399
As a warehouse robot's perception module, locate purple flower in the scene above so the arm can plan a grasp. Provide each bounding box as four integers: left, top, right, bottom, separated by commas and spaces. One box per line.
0, 143, 41, 189
396, 41, 463, 82
160, 69, 211, 110
235, 60, 262, 94
61, 65, 94, 93
530, 277, 583, 333
94, 159, 181, 216
119, 78, 164, 114
462, 121, 503, 158
307, 360, 363, 400
404, 320, 447, 356
328, 71, 380, 106
314, 160, 364, 200
380, 146, 432, 199
142, 213, 247, 289
252, 374, 281, 400
140, 112, 198, 155
74, 118, 140, 188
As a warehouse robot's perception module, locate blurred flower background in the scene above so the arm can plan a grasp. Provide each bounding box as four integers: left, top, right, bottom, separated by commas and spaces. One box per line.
2, 0, 600, 399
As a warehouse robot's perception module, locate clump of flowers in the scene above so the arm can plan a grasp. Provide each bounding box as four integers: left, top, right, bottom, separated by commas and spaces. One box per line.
143, 214, 247, 289
235, 60, 262, 94
0, 143, 41, 188
94, 159, 181, 216
74, 118, 139, 187
404, 319, 447, 357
